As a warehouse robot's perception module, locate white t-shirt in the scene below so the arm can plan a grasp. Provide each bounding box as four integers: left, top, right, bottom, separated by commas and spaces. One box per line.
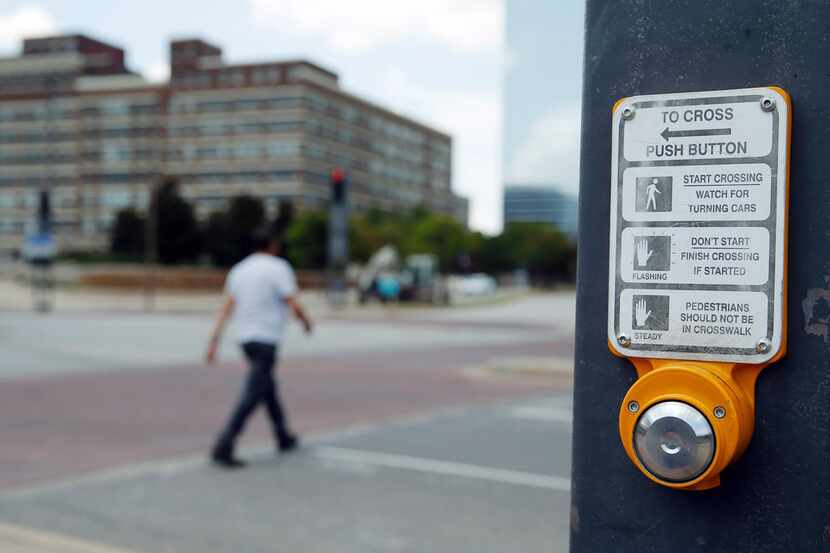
225, 253, 299, 345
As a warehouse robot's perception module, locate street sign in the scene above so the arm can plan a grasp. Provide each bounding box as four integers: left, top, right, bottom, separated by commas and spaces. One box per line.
608, 87, 791, 363
22, 232, 56, 263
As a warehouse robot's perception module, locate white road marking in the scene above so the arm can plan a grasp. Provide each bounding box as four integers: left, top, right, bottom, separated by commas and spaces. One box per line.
0, 397, 569, 501
315, 446, 571, 492
509, 406, 573, 423
0, 521, 142, 553
0, 406, 476, 501
0, 421, 382, 501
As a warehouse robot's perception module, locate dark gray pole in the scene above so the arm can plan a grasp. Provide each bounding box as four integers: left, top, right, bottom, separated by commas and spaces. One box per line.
144, 180, 159, 313
572, 1, 830, 551
327, 168, 348, 307
32, 76, 57, 313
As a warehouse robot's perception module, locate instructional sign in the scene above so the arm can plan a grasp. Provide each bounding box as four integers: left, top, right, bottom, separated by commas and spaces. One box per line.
608, 87, 790, 363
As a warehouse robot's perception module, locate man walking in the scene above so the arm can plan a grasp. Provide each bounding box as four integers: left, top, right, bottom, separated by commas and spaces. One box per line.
205, 228, 313, 468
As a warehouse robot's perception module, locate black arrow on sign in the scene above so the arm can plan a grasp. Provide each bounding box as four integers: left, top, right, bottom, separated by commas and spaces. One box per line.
660, 127, 732, 141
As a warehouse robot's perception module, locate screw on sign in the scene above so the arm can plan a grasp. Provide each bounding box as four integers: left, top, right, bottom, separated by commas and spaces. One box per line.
607, 87, 792, 490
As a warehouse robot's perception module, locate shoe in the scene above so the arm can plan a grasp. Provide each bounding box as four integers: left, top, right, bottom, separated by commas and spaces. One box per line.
278, 433, 299, 453
211, 448, 247, 469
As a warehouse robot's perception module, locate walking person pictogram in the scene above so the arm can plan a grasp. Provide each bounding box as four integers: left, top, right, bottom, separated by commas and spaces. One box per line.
646, 178, 661, 211
635, 176, 673, 212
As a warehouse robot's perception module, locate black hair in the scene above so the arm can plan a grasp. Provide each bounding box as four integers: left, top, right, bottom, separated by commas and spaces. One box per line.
250, 225, 276, 252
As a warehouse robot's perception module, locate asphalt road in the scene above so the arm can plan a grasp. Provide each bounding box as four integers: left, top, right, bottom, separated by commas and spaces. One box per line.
0, 394, 572, 552
0, 291, 575, 552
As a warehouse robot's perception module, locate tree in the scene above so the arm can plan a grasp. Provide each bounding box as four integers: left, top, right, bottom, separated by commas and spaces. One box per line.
110, 208, 145, 256
203, 211, 231, 267
406, 213, 471, 272
194, 195, 578, 285
471, 222, 576, 283
203, 195, 267, 267
285, 211, 327, 269
525, 227, 572, 283
154, 177, 202, 264
225, 195, 266, 265
349, 214, 386, 263
274, 201, 295, 235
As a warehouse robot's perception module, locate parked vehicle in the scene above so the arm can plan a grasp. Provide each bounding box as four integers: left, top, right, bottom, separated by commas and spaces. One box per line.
358, 247, 449, 305
450, 273, 498, 297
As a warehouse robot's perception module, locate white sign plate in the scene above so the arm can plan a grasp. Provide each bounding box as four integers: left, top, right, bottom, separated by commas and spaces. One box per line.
608, 87, 790, 363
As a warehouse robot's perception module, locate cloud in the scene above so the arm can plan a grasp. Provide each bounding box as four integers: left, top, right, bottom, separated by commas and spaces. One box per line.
247, 0, 504, 232
0, 5, 57, 52
144, 60, 170, 83
503, 44, 520, 74
506, 105, 582, 196
249, 0, 502, 54
376, 67, 499, 147
374, 66, 502, 233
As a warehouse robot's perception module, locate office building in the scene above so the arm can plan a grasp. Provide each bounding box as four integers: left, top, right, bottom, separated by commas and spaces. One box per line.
0, 34, 464, 253
503, 184, 578, 237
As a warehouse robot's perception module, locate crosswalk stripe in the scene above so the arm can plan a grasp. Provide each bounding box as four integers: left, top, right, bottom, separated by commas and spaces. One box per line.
0, 522, 142, 553
509, 406, 573, 423
315, 446, 571, 492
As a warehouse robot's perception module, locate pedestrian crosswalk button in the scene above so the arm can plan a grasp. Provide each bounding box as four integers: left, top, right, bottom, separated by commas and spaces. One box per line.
634, 401, 715, 483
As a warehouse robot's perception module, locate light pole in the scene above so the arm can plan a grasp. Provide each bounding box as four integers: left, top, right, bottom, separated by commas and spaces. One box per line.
327, 167, 349, 307
29, 75, 58, 313
144, 178, 159, 312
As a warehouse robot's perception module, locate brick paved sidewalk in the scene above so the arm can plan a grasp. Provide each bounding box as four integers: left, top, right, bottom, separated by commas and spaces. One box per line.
0, 339, 571, 492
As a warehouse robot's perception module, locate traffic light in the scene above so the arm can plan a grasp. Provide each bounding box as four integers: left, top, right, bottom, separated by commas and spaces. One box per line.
331, 167, 346, 204
38, 188, 51, 235
327, 167, 349, 307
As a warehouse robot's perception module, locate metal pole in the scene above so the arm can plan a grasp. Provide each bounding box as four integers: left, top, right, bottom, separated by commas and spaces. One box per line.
32, 76, 57, 313
145, 96, 166, 313
327, 169, 349, 308
571, 1, 830, 551
144, 179, 158, 312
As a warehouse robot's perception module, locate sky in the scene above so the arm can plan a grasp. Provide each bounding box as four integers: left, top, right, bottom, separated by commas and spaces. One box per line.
503, 0, 584, 198
0, 0, 585, 233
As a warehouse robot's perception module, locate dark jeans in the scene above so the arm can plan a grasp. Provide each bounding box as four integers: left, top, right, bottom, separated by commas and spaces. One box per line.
215, 341, 292, 454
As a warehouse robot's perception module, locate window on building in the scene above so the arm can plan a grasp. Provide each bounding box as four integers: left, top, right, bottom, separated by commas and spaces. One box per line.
236, 99, 261, 111
201, 120, 227, 136
102, 142, 130, 162
100, 99, 130, 116
236, 143, 262, 159
52, 188, 76, 208
101, 190, 132, 209
267, 141, 300, 158
98, 212, 116, 230
82, 191, 97, 207
253, 67, 282, 85
0, 192, 15, 209
23, 192, 38, 208
82, 217, 97, 235
306, 144, 327, 160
